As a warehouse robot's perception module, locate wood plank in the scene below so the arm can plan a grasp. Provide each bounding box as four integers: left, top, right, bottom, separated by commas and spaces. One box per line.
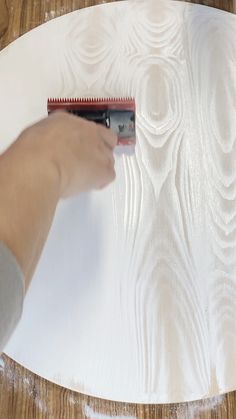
1, 354, 236, 418
0, 0, 8, 38
0, 1, 236, 417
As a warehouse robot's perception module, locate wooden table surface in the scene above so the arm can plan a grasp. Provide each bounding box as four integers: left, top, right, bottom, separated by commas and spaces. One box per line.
0, 0, 236, 417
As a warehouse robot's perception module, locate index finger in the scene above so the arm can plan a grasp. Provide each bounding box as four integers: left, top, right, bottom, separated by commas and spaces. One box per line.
98, 125, 118, 150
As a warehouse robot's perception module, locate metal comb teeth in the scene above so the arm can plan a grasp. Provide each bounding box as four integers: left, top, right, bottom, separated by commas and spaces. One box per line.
48, 97, 135, 102
47, 97, 135, 111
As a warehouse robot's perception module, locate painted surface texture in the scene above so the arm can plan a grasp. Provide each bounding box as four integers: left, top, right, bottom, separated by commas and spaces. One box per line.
0, 0, 236, 404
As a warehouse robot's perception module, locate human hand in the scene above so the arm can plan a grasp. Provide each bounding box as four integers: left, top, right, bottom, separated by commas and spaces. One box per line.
20, 111, 117, 198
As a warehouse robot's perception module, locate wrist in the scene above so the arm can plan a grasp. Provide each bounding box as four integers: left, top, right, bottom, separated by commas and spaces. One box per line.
16, 127, 62, 200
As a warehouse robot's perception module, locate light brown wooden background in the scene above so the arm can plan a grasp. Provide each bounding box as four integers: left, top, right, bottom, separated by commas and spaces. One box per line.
0, 1, 236, 418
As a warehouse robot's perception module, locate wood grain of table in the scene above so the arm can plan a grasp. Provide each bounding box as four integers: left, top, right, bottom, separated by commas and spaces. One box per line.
0, 1, 236, 418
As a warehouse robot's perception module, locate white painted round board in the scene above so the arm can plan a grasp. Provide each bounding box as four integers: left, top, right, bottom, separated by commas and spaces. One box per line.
0, 0, 236, 404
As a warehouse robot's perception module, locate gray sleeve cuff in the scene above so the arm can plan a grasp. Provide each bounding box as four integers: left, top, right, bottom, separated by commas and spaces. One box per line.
0, 241, 24, 353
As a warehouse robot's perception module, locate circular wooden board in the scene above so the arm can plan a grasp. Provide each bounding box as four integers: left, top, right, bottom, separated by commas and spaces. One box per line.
0, 0, 236, 404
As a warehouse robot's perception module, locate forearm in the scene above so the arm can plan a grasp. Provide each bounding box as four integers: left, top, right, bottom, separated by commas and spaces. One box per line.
0, 129, 60, 289
0, 112, 116, 291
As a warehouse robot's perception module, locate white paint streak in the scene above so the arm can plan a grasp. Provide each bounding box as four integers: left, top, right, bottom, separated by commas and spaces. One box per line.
84, 404, 136, 419
0, 356, 5, 371
0, 358, 48, 413
0, 0, 236, 405
170, 396, 225, 419
44, 11, 56, 21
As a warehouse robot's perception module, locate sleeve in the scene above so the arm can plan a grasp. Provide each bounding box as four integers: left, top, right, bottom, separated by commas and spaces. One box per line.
0, 241, 24, 354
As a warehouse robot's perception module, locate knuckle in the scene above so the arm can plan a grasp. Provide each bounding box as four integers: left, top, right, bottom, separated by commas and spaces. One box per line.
52, 110, 66, 118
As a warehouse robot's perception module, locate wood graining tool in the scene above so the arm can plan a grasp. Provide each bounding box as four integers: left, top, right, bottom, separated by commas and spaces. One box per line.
47, 98, 136, 146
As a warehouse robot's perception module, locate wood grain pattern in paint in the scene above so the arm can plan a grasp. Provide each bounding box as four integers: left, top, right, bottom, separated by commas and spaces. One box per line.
0, 0, 236, 414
